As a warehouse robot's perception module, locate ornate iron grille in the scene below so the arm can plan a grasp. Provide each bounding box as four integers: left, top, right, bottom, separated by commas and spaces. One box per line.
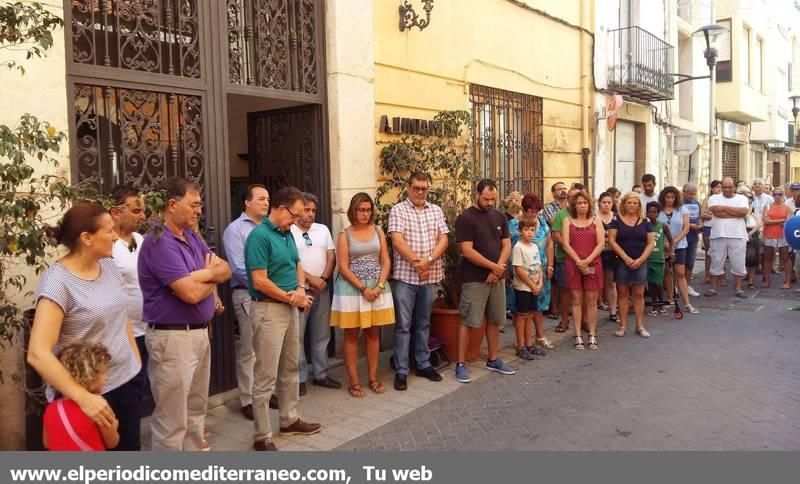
71, 0, 201, 78
470, 84, 544, 199
722, 141, 740, 181
227, 0, 319, 94
74, 83, 204, 194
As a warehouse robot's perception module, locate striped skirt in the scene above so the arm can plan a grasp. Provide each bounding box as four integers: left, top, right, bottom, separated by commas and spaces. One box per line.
330, 276, 395, 329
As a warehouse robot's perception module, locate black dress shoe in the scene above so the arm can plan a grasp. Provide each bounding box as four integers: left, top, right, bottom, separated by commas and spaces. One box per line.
269, 395, 279, 409
312, 376, 342, 389
415, 366, 443, 382
299, 382, 307, 396
253, 438, 278, 451
241, 404, 254, 421
394, 373, 408, 391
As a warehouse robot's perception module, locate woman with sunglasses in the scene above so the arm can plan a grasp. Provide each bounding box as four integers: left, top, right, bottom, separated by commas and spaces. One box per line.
330, 193, 395, 397
762, 188, 793, 289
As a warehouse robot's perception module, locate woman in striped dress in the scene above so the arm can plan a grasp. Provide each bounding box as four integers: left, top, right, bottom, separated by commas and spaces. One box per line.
331, 193, 395, 397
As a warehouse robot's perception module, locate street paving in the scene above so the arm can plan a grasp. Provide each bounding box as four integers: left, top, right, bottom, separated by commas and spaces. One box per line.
340, 285, 800, 450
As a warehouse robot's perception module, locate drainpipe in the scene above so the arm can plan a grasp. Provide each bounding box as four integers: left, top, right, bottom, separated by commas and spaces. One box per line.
580, 0, 592, 188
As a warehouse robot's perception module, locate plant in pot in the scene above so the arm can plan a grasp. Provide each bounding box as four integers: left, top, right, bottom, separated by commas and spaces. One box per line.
374, 110, 486, 361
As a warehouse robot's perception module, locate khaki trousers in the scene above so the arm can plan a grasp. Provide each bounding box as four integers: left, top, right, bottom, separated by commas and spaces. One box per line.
145, 327, 210, 451
251, 301, 300, 441
232, 289, 255, 406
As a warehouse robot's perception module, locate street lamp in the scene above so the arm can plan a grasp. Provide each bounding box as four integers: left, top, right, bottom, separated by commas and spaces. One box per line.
693, 23, 728, 183
790, 95, 800, 143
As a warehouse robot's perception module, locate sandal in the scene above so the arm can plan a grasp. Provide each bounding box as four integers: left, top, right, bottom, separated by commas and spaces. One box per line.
658, 307, 668, 316
588, 335, 598, 350
703, 290, 717, 297
636, 328, 651, 338
554, 322, 568, 333
368, 380, 385, 394
547, 312, 560, 320
348, 384, 366, 398
598, 302, 610, 311
734, 291, 747, 299
648, 309, 659, 317
614, 327, 626, 337
748, 282, 755, 289
536, 337, 554, 349
574, 336, 584, 350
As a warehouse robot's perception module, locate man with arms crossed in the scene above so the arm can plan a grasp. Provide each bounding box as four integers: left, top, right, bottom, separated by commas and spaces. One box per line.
138, 177, 231, 451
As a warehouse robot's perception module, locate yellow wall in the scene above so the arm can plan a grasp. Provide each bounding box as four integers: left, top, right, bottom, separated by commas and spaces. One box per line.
372, 0, 593, 201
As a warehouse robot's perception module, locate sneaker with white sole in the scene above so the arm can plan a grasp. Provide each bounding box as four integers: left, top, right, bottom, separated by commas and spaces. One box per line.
454, 362, 471, 383
686, 304, 699, 314
687, 286, 700, 297
486, 358, 516, 375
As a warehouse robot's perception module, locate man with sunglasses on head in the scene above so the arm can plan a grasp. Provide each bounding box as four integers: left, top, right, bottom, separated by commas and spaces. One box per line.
290, 192, 340, 395
223, 184, 270, 421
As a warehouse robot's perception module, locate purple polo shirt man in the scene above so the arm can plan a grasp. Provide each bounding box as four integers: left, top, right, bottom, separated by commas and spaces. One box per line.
139, 177, 231, 451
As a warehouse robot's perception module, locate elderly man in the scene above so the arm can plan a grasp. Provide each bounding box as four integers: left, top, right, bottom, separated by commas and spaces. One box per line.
682, 183, 702, 297
139, 177, 231, 451
223, 184, 270, 420
389, 172, 449, 391
246, 186, 321, 451
751, 179, 772, 277
290, 192, 340, 394
705, 177, 749, 299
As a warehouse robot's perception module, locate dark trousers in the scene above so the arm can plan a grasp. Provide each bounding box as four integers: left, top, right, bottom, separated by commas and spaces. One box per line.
104, 336, 148, 451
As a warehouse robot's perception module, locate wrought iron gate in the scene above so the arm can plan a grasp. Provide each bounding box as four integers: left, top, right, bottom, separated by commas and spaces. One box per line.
470, 84, 544, 199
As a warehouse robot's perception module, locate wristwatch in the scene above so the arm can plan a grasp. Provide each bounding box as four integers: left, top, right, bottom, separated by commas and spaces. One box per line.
378, 282, 386, 290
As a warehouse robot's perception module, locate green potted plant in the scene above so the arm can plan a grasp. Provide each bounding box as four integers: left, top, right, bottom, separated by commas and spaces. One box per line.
375, 110, 485, 360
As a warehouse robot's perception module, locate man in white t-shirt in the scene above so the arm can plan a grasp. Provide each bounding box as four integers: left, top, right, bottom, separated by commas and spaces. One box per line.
639, 174, 659, 206
290, 192, 340, 394
706, 177, 749, 298
109, 185, 146, 450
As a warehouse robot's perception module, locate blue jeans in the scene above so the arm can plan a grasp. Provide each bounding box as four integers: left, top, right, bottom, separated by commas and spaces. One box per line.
298, 288, 332, 383
391, 281, 436, 376
686, 235, 699, 274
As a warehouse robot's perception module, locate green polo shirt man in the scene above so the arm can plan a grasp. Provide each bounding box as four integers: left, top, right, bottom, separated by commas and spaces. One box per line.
243, 186, 321, 452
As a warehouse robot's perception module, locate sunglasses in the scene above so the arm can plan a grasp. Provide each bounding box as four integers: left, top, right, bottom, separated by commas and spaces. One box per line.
302, 232, 312, 247
773, 192, 784, 196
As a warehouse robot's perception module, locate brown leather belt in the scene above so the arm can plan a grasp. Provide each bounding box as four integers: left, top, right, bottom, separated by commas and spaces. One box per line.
148, 323, 209, 331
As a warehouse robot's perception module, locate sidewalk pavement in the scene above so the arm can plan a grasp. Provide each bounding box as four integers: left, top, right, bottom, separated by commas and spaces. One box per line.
141, 315, 575, 451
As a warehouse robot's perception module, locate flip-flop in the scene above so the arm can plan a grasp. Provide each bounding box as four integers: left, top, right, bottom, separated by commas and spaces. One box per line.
704, 290, 717, 297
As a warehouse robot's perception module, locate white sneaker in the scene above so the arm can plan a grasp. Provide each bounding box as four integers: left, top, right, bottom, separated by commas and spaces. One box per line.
687, 286, 700, 297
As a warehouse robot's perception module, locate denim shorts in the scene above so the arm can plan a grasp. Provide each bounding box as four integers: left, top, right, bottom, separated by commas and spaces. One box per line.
673, 248, 687, 265
615, 263, 648, 285
513, 290, 539, 314
553, 261, 569, 289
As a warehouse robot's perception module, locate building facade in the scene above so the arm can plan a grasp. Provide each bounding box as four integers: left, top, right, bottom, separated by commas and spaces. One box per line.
0, 0, 593, 449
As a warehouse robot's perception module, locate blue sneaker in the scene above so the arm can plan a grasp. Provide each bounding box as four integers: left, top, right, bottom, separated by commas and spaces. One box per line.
486, 357, 516, 375
516, 347, 536, 360
454, 363, 471, 383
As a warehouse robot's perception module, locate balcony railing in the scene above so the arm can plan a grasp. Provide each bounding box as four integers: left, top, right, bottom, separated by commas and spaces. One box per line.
607, 26, 674, 102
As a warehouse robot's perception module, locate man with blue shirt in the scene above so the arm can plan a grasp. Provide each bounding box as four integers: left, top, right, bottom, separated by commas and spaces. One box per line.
222, 184, 270, 421
245, 186, 321, 451
139, 177, 231, 451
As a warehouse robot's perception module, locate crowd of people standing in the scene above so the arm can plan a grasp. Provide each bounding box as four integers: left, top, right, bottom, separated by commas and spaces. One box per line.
27, 171, 800, 452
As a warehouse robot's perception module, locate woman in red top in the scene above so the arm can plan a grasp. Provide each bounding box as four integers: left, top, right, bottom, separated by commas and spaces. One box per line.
43, 343, 119, 451
762, 188, 793, 289
562, 190, 605, 351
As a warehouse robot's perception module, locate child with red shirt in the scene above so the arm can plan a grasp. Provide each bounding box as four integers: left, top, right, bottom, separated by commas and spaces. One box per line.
43, 343, 119, 451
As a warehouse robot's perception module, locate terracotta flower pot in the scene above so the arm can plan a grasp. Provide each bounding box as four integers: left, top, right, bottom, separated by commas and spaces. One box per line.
430, 300, 485, 362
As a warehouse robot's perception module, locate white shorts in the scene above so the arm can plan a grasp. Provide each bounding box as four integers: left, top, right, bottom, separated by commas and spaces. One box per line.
709, 237, 746, 277
762, 238, 788, 249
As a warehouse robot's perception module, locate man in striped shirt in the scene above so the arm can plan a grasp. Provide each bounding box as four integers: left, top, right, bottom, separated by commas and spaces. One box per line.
388, 172, 449, 391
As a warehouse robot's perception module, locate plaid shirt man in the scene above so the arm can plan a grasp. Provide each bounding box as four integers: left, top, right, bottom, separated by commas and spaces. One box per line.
542, 200, 562, 223
388, 198, 449, 285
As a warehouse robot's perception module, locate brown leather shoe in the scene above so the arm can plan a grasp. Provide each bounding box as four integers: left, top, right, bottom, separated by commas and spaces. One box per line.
253, 438, 277, 451
241, 404, 254, 421
269, 395, 279, 409
279, 418, 321, 436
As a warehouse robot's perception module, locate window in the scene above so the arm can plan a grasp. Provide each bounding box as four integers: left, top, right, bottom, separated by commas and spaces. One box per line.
753, 150, 764, 179
743, 26, 751, 86
716, 19, 732, 82
755, 37, 764, 92
470, 84, 544, 199
677, 0, 691, 22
